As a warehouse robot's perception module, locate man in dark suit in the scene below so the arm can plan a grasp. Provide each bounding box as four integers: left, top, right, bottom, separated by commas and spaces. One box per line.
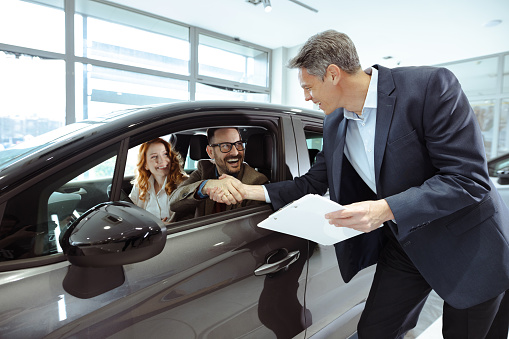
211, 30, 509, 338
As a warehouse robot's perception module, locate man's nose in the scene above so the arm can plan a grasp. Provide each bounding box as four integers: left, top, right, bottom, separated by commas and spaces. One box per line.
229, 145, 239, 155
304, 91, 312, 101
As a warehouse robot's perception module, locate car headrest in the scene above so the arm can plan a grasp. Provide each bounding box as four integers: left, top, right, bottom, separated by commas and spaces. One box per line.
168, 134, 177, 148
189, 135, 209, 160
308, 148, 320, 166
245, 133, 273, 170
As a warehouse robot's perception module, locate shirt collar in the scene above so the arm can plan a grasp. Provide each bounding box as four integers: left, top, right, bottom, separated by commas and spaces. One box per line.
149, 175, 167, 193
344, 67, 378, 120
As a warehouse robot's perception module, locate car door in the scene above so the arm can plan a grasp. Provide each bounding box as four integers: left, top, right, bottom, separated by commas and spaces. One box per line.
49, 112, 312, 338
0, 109, 313, 338
291, 116, 376, 338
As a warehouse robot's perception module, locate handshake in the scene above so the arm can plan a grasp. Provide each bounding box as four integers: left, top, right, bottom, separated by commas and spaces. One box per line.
202, 174, 262, 205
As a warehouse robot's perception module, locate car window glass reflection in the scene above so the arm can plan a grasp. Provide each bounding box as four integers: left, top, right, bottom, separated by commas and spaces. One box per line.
50, 155, 117, 253
0, 146, 119, 261
305, 131, 323, 167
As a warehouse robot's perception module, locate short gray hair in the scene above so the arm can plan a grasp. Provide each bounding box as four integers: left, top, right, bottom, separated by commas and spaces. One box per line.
288, 30, 361, 79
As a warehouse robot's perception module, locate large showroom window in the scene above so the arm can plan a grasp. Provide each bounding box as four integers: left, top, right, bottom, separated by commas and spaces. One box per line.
0, 0, 66, 149
195, 83, 269, 102
196, 34, 270, 101
441, 53, 509, 159
0, 52, 66, 149
198, 34, 268, 87
445, 57, 499, 97
499, 99, 509, 156
0, 0, 271, 149
75, 19, 189, 75
0, 0, 64, 53
504, 55, 509, 94
75, 65, 189, 120
74, 2, 190, 75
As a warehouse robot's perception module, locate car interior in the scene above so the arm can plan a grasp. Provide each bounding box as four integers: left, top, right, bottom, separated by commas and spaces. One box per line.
0, 123, 323, 262
36, 126, 274, 255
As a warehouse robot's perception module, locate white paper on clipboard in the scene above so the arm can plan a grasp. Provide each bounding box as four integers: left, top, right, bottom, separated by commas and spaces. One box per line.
257, 194, 362, 245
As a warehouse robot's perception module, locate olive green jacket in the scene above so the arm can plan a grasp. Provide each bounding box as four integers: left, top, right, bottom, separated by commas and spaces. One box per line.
169, 160, 268, 221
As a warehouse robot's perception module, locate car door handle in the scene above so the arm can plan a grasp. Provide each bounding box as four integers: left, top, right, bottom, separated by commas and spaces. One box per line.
254, 250, 300, 276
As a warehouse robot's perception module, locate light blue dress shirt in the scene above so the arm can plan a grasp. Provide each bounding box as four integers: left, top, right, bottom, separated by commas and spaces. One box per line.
263, 67, 379, 202
343, 67, 378, 194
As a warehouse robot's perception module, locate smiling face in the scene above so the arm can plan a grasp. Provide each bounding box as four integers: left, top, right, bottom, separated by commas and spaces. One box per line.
299, 67, 341, 115
206, 128, 244, 176
144, 142, 171, 180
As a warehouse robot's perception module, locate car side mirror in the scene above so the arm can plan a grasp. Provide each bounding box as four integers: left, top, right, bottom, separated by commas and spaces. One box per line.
60, 201, 166, 298
497, 169, 509, 185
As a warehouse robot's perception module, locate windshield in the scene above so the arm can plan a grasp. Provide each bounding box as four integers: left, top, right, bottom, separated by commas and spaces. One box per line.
0, 106, 155, 171
0, 121, 101, 170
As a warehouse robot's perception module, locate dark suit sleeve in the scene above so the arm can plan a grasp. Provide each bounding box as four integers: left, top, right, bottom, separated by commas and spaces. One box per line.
266, 150, 329, 210
241, 165, 270, 208
385, 67, 491, 236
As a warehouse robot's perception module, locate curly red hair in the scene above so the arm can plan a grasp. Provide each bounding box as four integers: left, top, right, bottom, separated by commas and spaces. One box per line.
133, 138, 185, 201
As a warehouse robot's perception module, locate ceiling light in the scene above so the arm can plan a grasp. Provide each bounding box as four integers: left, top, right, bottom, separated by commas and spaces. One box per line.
288, 0, 318, 13
262, 0, 272, 12
246, 0, 317, 13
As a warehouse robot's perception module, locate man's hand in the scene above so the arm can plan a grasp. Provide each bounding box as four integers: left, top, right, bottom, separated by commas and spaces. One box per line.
325, 199, 394, 233
204, 175, 246, 205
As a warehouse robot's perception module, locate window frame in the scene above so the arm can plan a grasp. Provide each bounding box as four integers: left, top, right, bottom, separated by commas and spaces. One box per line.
0, 0, 271, 143
111, 112, 286, 232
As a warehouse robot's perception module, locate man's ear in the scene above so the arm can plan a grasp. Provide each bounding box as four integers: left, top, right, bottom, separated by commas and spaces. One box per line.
206, 145, 214, 159
326, 64, 341, 85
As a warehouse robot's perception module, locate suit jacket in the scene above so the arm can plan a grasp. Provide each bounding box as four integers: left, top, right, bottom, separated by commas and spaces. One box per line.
266, 65, 509, 309
169, 160, 268, 221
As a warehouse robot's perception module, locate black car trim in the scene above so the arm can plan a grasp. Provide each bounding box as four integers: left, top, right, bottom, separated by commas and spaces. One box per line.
0, 253, 67, 273
110, 138, 130, 202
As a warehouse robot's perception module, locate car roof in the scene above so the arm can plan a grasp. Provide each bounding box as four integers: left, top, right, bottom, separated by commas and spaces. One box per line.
0, 101, 323, 193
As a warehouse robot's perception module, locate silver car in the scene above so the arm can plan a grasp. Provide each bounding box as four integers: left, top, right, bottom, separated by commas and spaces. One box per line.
488, 153, 509, 207
0, 101, 374, 338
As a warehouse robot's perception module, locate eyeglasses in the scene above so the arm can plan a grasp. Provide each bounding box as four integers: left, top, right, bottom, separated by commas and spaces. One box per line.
209, 141, 245, 153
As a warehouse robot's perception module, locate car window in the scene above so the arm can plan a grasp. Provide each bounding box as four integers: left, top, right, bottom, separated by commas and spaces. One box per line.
125, 144, 141, 180
305, 130, 323, 166
184, 155, 200, 172
0, 144, 119, 261
306, 131, 323, 151
489, 157, 509, 176
122, 125, 273, 225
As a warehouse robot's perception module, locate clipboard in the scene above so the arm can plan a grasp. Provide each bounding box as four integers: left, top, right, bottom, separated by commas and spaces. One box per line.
257, 194, 362, 245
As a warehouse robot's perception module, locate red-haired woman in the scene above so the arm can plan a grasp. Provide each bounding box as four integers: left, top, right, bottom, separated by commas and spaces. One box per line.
129, 138, 186, 223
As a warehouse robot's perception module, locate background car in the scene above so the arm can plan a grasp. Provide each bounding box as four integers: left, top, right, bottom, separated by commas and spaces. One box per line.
0, 101, 375, 339
488, 152, 509, 207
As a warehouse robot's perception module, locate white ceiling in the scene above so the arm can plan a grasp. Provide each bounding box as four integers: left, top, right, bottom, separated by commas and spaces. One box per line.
110, 0, 509, 68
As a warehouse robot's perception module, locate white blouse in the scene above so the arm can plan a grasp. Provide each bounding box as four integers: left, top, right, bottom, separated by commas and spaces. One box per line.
129, 176, 173, 221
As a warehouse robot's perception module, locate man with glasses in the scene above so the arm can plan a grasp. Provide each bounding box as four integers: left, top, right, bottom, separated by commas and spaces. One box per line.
169, 127, 268, 221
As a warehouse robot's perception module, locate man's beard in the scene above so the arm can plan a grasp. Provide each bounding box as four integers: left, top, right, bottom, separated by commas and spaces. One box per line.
217, 155, 243, 175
